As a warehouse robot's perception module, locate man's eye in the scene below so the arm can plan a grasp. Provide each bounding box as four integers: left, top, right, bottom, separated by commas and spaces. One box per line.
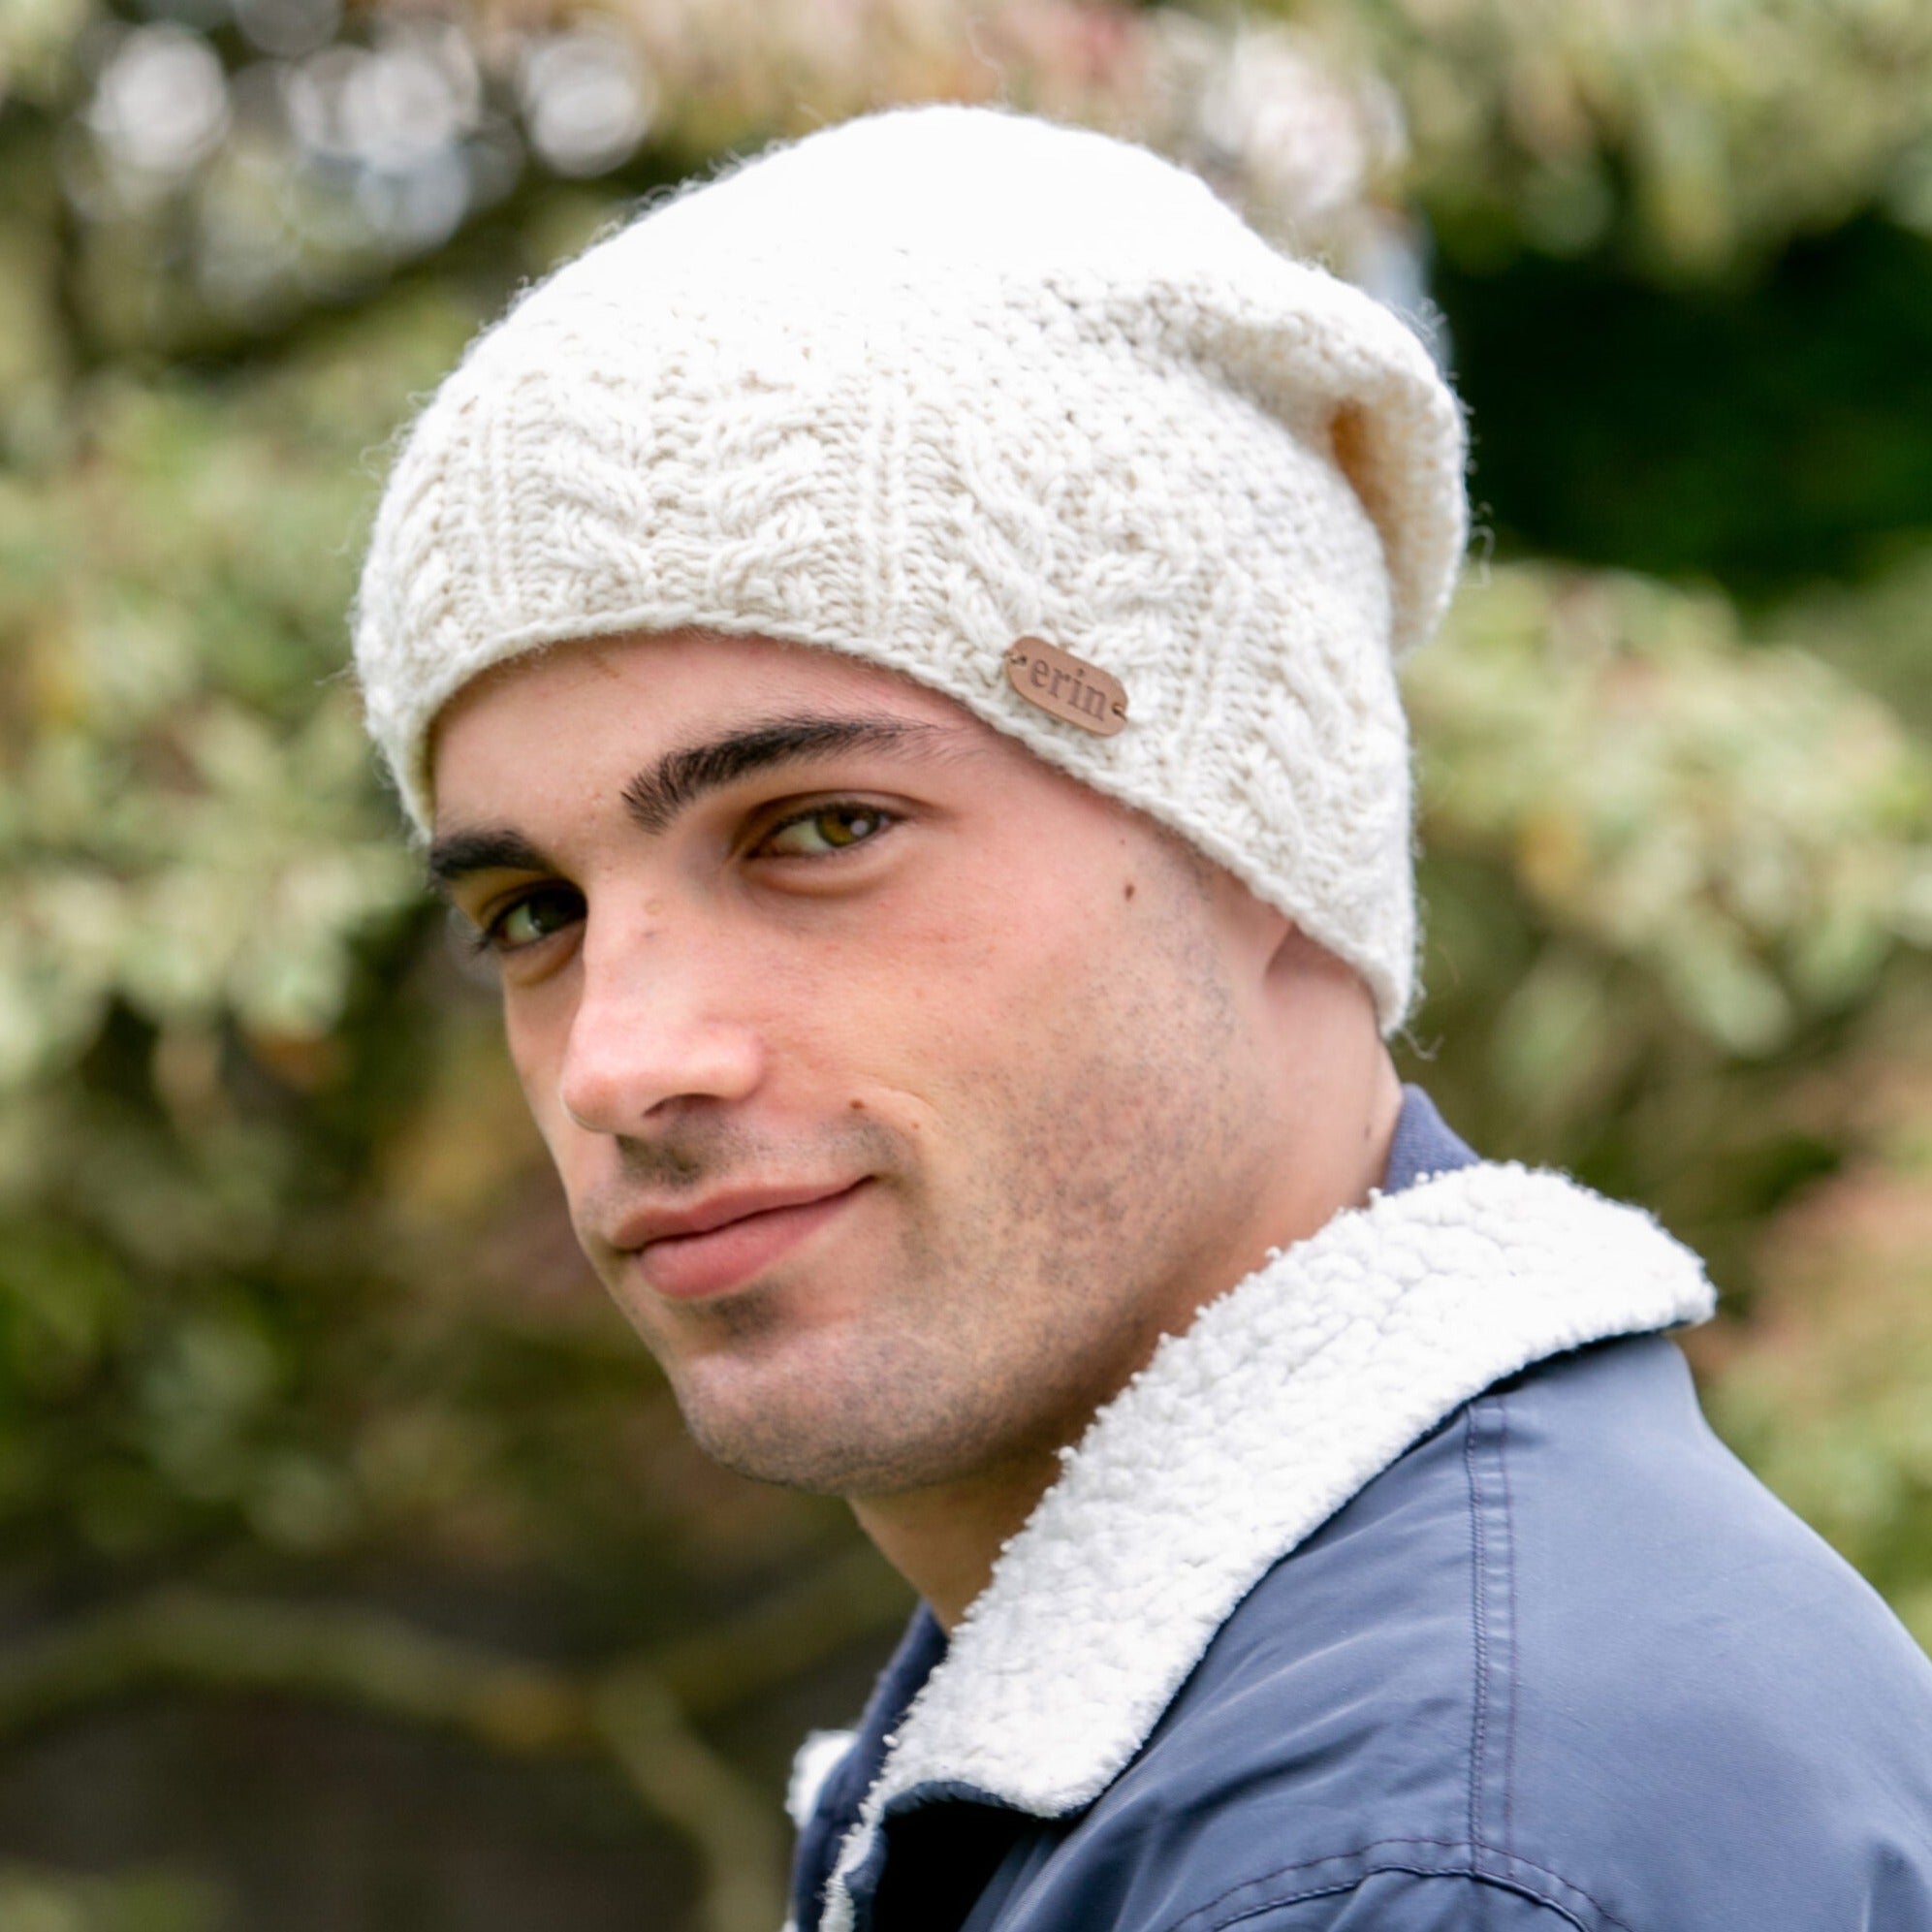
479, 885, 584, 953
758, 804, 896, 858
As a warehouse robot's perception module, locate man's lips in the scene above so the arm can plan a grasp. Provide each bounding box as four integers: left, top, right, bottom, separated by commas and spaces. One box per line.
610, 1180, 869, 1301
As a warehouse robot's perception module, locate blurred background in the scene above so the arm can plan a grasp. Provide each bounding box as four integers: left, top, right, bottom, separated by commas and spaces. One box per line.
2, 0, 1930, 1925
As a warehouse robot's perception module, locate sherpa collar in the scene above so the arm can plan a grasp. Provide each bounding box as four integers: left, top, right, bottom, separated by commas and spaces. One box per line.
816, 1159, 1715, 1932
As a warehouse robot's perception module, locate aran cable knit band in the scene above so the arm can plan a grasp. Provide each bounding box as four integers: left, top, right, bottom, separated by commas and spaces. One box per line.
354, 105, 1469, 1027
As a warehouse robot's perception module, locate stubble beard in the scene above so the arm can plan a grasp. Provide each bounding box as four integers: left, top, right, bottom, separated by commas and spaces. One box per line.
628, 1137, 1155, 1501
599, 1019, 1257, 1504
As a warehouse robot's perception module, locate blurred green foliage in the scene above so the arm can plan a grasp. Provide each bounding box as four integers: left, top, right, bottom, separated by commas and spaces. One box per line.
0, 1863, 221, 1932
2, 0, 1930, 1925
1347, 0, 1932, 273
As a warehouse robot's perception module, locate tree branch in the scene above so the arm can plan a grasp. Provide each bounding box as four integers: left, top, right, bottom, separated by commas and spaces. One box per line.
0, 1547, 910, 1932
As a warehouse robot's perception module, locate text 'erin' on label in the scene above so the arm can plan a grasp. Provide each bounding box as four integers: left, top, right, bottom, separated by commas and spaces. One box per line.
1003, 638, 1129, 737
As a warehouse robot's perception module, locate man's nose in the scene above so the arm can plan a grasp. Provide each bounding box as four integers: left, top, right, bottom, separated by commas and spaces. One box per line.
554, 920, 764, 1135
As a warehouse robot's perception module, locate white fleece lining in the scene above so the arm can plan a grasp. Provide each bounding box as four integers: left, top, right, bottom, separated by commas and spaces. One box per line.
816, 1162, 1715, 1932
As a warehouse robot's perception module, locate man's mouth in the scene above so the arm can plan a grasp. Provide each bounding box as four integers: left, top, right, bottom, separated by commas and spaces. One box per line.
615, 1180, 870, 1301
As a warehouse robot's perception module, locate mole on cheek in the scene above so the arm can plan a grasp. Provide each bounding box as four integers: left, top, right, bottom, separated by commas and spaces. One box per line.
1124, 881, 1137, 902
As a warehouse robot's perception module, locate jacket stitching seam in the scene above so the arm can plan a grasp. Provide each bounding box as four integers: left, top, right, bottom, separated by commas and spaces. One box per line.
1466, 1407, 1492, 1853
1499, 1394, 1520, 1860
1168, 1839, 1637, 1932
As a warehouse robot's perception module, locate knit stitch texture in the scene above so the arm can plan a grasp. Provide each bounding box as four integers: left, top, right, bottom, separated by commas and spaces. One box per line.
354, 106, 1469, 1025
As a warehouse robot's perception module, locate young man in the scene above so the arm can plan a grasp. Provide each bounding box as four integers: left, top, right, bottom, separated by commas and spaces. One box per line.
355, 109, 1932, 1932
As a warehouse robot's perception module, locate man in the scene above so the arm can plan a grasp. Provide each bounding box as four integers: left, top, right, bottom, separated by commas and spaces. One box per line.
354, 108, 1932, 1932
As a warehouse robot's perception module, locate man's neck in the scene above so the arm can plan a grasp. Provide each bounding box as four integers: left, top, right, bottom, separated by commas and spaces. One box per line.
851, 1448, 1062, 1631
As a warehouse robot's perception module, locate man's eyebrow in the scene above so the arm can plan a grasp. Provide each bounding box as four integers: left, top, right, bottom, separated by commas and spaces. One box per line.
619, 713, 948, 835
425, 826, 554, 894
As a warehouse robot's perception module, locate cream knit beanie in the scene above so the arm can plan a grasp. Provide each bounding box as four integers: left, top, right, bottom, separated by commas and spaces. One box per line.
355, 105, 1467, 1028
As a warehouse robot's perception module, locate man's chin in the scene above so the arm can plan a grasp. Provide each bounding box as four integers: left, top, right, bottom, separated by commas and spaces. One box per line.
671, 1375, 1000, 1499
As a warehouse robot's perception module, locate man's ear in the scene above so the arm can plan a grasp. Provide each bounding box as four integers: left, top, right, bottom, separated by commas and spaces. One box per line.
1194, 861, 1296, 991
1261, 921, 1382, 1027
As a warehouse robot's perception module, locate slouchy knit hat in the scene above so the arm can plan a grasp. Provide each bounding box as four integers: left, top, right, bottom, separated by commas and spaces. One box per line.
355, 105, 1467, 1028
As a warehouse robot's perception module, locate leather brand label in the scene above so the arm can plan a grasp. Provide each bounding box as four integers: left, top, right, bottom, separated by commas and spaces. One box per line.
1003, 638, 1128, 737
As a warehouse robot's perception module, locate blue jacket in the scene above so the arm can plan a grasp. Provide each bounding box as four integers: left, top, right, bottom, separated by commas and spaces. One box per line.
792, 1093, 1932, 1932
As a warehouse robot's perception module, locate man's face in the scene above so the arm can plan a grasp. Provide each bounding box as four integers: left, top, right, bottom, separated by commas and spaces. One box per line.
429, 632, 1286, 1498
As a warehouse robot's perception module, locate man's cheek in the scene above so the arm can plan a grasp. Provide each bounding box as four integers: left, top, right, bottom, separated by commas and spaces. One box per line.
501, 1002, 568, 1128
508, 1047, 603, 1214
